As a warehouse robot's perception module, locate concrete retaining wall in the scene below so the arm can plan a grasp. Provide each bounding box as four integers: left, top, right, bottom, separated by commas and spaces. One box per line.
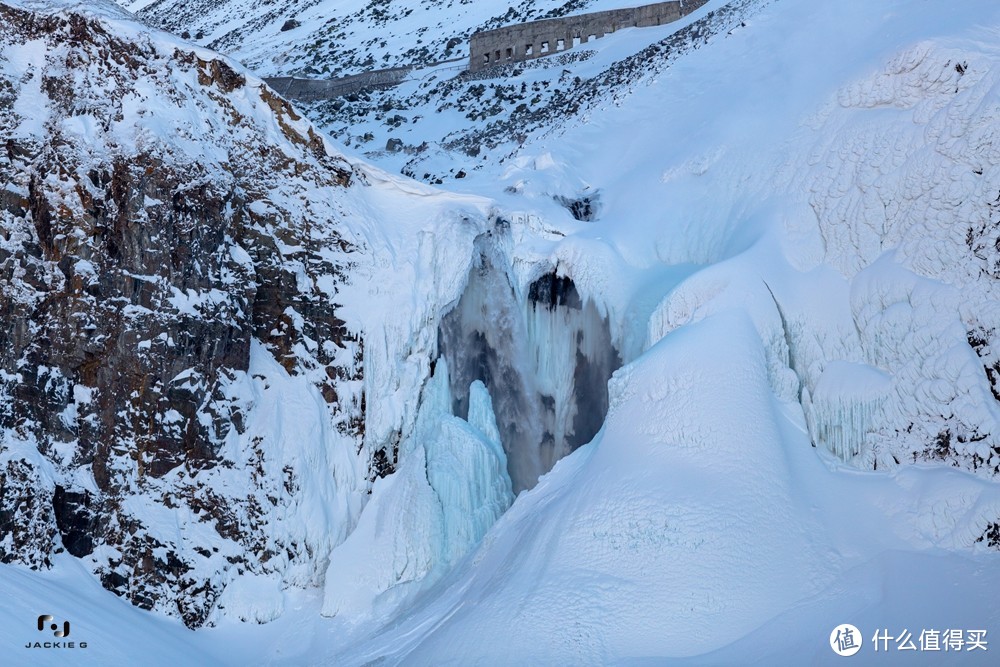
469, 0, 709, 71
263, 1, 712, 100
264, 66, 412, 102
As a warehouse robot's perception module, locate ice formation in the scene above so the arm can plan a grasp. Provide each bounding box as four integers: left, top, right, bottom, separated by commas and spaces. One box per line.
803, 360, 892, 463
321, 360, 512, 620
438, 244, 545, 491
5, 0, 1000, 663
439, 242, 622, 492
523, 272, 623, 471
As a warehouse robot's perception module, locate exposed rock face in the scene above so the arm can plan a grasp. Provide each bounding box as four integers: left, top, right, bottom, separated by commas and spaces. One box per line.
0, 459, 57, 568
0, 1, 365, 627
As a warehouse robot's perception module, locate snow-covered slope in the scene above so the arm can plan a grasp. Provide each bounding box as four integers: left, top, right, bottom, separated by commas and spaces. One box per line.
348, 313, 1000, 664
0, 0, 510, 632
325, 0, 1000, 660
341, 0, 1000, 660
112, 0, 755, 185
179, 0, 763, 186
122, 0, 680, 77
2, 0, 1000, 663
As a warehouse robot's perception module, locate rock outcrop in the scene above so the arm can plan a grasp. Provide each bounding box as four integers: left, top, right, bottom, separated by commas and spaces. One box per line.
0, 0, 365, 627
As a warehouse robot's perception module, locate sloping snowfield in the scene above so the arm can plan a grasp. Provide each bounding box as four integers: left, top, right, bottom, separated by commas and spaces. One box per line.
3, 0, 1000, 664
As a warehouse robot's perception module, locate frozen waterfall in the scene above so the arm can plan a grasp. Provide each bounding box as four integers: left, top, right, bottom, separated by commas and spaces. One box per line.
803, 360, 892, 464
321, 359, 513, 620
439, 245, 622, 492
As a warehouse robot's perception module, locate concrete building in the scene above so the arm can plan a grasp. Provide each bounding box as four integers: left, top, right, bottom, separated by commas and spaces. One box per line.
469, 0, 709, 71
264, 1, 712, 101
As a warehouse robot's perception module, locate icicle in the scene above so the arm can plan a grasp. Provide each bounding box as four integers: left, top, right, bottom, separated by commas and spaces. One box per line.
804, 361, 892, 463
438, 248, 621, 491
524, 300, 580, 464
523, 289, 622, 470
421, 357, 454, 421
468, 379, 504, 453
438, 249, 546, 492
426, 415, 514, 565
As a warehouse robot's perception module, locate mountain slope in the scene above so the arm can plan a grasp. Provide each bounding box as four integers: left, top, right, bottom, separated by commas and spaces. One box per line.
0, 0, 364, 627
122, 0, 677, 77
0, 0, 507, 629
332, 0, 1000, 661
1, 0, 999, 663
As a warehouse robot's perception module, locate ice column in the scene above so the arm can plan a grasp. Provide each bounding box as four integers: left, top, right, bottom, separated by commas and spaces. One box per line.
438, 249, 545, 492
321, 360, 513, 619
426, 376, 514, 564
803, 360, 892, 462
524, 273, 622, 472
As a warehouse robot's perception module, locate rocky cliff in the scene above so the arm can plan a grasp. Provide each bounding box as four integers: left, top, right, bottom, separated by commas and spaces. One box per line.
0, 0, 368, 627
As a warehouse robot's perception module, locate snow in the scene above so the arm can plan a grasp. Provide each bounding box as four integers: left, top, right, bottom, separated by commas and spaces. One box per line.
6, 39, 51, 139
214, 573, 285, 624
805, 360, 892, 462
5, 0, 129, 20
328, 0, 1000, 661
3, 0, 1000, 663
339, 311, 1000, 664
356, 312, 827, 661
124, 0, 708, 77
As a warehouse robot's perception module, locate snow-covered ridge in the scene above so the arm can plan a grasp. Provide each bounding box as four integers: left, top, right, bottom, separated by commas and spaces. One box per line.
5, 0, 130, 20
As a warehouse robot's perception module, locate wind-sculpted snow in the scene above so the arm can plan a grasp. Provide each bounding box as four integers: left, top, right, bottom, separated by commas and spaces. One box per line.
784, 42, 1000, 473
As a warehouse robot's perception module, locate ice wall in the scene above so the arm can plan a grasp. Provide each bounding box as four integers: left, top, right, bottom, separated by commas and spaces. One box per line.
439, 242, 622, 491
524, 272, 623, 472
321, 360, 512, 620
438, 246, 546, 491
